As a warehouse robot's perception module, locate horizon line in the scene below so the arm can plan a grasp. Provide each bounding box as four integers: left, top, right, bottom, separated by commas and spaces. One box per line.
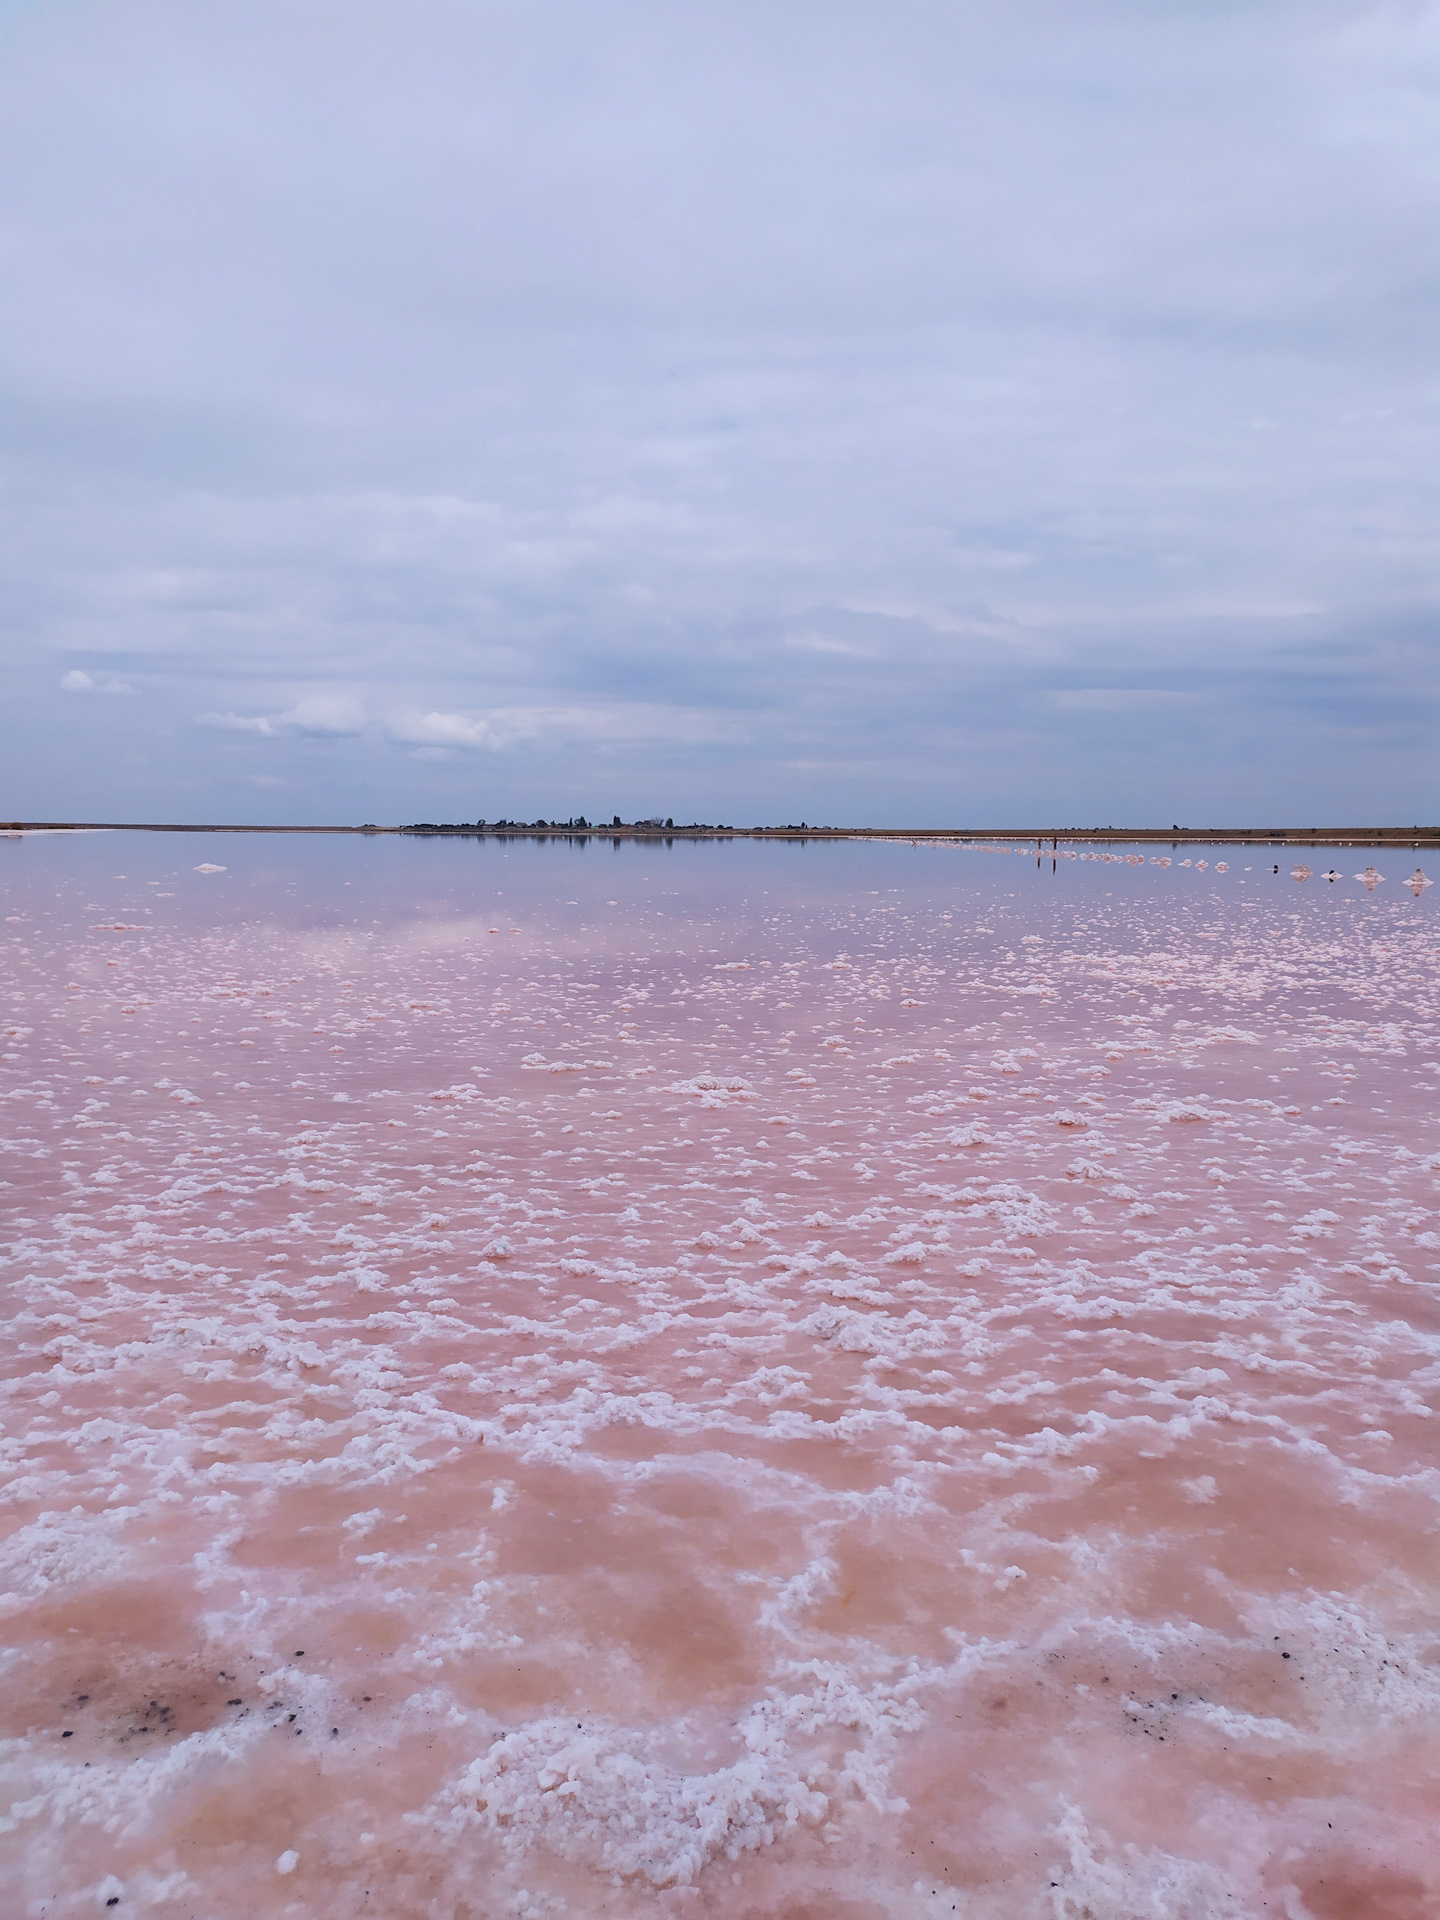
4, 820, 1438, 848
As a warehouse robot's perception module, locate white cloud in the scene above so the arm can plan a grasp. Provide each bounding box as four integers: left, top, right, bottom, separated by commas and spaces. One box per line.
949, 549, 1036, 573
785, 633, 876, 659
389, 705, 749, 752
198, 712, 278, 735
61, 669, 132, 694
275, 696, 365, 737
1047, 690, 1203, 713
196, 696, 365, 739
393, 711, 508, 749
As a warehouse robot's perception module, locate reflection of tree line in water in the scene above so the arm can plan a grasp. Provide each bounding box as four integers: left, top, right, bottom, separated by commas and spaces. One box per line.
5, 819, 1437, 849
394, 822, 1435, 890
395, 819, 1440, 850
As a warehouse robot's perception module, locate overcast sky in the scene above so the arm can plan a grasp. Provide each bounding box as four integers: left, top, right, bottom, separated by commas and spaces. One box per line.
2, 0, 1435, 826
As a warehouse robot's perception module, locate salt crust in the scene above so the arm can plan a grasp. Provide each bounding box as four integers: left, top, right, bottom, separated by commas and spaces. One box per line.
2, 851, 1438, 1914
455, 1662, 925, 1886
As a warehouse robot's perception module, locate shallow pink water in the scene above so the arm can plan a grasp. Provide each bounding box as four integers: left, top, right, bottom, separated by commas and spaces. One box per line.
3, 837, 1439, 1918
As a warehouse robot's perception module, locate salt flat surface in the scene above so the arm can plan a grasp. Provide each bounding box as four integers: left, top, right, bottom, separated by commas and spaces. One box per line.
2, 834, 1438, 1919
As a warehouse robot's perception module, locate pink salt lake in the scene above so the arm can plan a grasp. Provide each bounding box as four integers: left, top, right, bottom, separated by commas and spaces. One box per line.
2, 832, 1438, 1918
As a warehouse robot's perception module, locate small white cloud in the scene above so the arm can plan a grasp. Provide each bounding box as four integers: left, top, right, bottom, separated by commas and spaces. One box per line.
390, 703, 747, 751
394, 710, 504, 748
785, 632, 875, 658
950, 548, 1036, 571
61, 669, 132, 694
1047, 689, 1200, 713
274, 695, 366, 737
831, 599, 997, 637
199, 712, 279, 734
196, 695, 365, 738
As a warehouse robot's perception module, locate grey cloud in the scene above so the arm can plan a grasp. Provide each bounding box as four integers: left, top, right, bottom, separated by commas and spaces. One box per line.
1, 0, 1436, 825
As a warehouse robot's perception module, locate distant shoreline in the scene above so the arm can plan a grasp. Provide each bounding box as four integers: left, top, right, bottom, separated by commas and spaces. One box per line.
4, 821, 1437, 849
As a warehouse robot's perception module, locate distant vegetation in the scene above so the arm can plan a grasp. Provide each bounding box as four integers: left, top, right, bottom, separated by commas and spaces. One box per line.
400, 817, 755, 834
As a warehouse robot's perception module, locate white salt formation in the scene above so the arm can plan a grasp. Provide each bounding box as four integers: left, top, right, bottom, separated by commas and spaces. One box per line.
1, 838, 1438, 1917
